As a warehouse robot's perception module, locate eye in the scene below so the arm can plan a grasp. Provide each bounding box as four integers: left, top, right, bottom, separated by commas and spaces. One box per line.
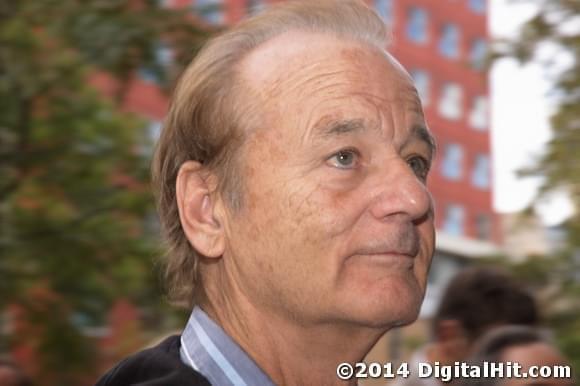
407, 155, 430, 180
328, 149, 359, 169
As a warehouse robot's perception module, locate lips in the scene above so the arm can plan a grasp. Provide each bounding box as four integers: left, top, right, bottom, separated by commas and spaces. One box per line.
353, 225, 420, 258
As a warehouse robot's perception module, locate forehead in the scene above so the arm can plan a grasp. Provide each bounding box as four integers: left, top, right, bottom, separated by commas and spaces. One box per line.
238, 30, 421, 121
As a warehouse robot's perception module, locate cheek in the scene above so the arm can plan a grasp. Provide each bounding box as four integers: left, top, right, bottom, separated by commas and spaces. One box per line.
284, 183, 370, 256
418, 218, 435, 254
233, 173, 364, 296
248, 167, 360, 239
250, 183, 336, 251
413, 219, 435, 280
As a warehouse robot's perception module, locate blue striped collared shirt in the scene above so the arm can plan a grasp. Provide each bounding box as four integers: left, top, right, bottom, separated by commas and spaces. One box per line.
180, 307, 276, 386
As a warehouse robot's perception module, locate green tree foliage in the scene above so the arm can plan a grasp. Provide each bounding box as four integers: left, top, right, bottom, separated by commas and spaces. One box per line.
0, 0, 210, 383
495, 0, 580, 370
496, 0, 580, 241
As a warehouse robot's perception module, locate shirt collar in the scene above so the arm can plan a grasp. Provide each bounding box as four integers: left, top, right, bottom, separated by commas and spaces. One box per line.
180, 307, 275, 386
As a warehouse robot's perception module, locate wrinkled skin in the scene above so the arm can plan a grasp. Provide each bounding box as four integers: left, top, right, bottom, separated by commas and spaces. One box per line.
218, 31, 436, 329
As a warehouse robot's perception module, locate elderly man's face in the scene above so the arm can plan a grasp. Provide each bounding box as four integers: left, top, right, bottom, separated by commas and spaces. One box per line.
222, 31, 435, 327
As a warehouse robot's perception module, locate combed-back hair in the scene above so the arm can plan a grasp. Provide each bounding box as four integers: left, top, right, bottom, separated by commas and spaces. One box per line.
152, 0, 389, 308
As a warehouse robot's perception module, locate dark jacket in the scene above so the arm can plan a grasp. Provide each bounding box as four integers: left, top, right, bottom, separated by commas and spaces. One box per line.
95, 335, 212, 386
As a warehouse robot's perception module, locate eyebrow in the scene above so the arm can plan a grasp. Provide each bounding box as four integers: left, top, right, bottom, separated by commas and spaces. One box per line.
405, 125, 437, 160
315, 118, 437, 158
317, 118, 369, 138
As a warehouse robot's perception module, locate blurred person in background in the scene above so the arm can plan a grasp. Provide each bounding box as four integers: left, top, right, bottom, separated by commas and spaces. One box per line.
0, 360, 32, 386
95, 0, 437, 385
454, 325, 575, 386
394, 267, 539, 386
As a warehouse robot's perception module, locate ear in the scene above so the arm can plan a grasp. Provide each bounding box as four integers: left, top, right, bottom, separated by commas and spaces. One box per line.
175, 161, 225, 259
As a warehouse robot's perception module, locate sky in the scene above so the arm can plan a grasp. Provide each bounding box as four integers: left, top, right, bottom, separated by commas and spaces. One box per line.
489, 0, 574, 225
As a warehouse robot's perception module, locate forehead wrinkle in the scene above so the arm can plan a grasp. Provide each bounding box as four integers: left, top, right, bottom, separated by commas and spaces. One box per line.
357, 92, 433, 158
243, 35, 428, 150
351, 87, 419, 114
405, 89, 424, 116
269, 66, 364, 106
276, 69, 383, 145
264, 46, 382, 104
299, 93, 385, 146
301, 88, 422, 147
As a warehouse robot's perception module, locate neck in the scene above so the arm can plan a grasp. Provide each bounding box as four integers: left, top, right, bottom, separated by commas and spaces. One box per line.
202, 289, 388, 386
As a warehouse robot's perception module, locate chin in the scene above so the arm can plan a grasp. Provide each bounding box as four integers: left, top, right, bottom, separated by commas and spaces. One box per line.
355, 301, 422, 329
339, 278, 426, 329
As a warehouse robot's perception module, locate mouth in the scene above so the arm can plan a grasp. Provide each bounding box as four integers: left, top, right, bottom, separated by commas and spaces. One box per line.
350, 243, 420, 269
356, 249, 416, 257
354, 244, 419, 259
354, 226, 421, 258
364, 252, 415, 258
358, 251, 415, 258
349, 251, 416, 270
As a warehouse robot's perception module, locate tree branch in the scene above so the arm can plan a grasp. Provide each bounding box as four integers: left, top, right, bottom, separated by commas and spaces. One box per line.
0, 97, 32, 201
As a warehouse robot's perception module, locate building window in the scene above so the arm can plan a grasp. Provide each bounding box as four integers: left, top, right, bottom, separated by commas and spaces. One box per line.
443, 204, 465, 236
147, 121, 162, 142
195, 0, 225, 24
374, 0, 393, 23
438, 82, 463, 120
138, 43, 172, 84
137, 120, 163, 155
468, 96, 489, 130
468, 0, 486, 14
406, 7, 428, 44
470, 38, 487, 70
472, 153, 490, 189
410, 69, 430, 106
439, 23, 460, 59
247, 0, 267, 15
475, 214, 492, 240
441, 143, 463, 180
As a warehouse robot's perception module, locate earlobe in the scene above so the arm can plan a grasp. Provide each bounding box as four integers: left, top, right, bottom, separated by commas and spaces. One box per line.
175, 161, 225, 259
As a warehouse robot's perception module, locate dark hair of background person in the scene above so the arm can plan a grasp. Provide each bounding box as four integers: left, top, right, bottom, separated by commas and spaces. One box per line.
432, 267, 539, 342
0, 360, 33, 386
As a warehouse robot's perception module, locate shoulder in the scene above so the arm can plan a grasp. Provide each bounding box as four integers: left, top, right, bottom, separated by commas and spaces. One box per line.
95, 335, 211, 386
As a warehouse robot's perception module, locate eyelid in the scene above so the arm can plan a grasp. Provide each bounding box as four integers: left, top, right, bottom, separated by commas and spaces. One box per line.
326, 147, 361, 169
407, 151, 431, 165
407, 154, 431, 181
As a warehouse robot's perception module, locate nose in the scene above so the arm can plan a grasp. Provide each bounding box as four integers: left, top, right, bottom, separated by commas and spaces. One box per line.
369, 159, 433, 222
